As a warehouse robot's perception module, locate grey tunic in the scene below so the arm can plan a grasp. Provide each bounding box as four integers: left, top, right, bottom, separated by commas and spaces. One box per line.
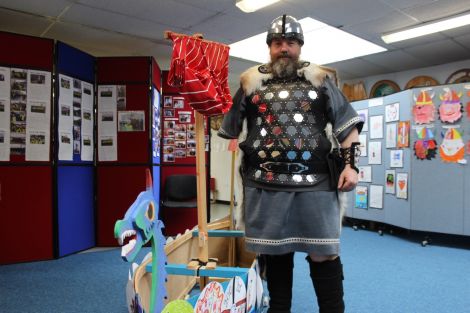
218, 66, 362, 255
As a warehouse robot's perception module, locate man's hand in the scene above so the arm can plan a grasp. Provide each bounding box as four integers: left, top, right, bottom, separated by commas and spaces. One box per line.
337, 166, 358, 192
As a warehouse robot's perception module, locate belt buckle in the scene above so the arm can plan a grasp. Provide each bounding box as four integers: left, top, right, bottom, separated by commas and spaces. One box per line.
289, 163, 308, 174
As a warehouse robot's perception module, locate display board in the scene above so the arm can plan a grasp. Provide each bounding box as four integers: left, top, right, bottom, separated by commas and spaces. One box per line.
348, 83, 470, 236
55, 41, 96, 257
0, 31, 54, 264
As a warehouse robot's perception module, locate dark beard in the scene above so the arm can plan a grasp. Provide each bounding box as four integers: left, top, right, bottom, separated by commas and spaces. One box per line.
270, 57, 300, 79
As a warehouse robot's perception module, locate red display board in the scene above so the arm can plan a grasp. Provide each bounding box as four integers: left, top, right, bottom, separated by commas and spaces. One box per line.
97, 57, 150, 84
96, 166, 148, 246
0, 166, 53, 264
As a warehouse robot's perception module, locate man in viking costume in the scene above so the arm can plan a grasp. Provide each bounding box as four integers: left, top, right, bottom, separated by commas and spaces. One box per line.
218, 15, 363, 313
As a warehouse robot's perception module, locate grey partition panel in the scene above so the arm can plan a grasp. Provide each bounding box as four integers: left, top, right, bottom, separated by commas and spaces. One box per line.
348, 91, 412, 228
464, 91, 470, 235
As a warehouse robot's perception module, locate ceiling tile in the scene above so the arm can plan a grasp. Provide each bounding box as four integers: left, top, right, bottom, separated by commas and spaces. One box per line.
362, 50, 428, 71
403, 38, 470, 65
0, 8, 54, 37
403, 0, 470, 21
0, 0, 72, 17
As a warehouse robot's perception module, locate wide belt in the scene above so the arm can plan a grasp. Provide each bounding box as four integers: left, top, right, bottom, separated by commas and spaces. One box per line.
259, 161, 329, 174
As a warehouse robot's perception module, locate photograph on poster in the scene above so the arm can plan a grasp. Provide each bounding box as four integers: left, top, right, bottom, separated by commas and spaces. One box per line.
0, 131, 5, 143
358, 166, 372, 182
30, 133, 46, 144
175, 140, 186, 149
187, 124, 195, 132
61, 105, 71, 116
175, 149, 187, 158
164, 119, 176, 129
30, 102, 46, 114
396, 173, 408, 199
30, 73, 46, 85
164, 128, 175, 137
164, 96, 173, 108
117, 85, 126, 110
187, 131, 195, 140
100, 86, 113, 97
188, 148, 196, 157
73, 141, 80, 154
101, 112, 114, 122
175, 124, 186, 132
187, 140, 196, 148
173, 97, 185, 109
163, 146, 174, 154
355, 186, 368, 209
83, 110, 92, 121
164, 109, 175, 117
369, 115, 383, 139
101, 137, 114, 146
83, 136, 91, 146
385, 102, 400, 122
61, 133, 71, 144
175, 131, 186, 140
356, 109, 368, 132
60, 77, 71, 89
368, 141, 382, 164
164, 153, 175, 162
385, 169, 396, 194
118, 111, 145, 132
369, 185, 383, 209
163, 137, 175, 145
179, 111, 192, 123
390, 150, 403, 167
386, 123, 397, 148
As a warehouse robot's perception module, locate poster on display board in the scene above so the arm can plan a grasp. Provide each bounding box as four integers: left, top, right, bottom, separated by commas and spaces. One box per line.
98, 85, 117, 161
0, 67, 11, 160
152, 88, 161, 159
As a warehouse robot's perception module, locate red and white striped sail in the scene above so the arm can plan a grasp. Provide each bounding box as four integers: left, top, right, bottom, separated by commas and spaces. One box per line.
167, 33, 233, 116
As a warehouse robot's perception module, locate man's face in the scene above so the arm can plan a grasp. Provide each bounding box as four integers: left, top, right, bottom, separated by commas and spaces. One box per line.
269, 38, 301, 62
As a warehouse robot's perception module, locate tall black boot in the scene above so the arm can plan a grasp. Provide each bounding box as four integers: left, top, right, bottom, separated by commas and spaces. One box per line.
307, 256, 345, 313
264, 252, 294, 313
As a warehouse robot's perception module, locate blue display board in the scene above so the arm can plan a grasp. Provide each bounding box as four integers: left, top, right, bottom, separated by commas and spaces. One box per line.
58, 166, 95, 256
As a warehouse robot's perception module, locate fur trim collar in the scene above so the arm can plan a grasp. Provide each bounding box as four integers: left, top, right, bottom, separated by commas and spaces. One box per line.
239, 61, 331, 96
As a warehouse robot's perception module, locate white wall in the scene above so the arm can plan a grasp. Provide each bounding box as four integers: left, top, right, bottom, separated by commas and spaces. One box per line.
210, 129, 235, 202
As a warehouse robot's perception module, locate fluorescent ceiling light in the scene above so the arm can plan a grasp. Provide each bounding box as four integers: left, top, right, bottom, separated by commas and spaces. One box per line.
229, 17, 386, 64
382, 12, 470, 44
235, 0, 280, 13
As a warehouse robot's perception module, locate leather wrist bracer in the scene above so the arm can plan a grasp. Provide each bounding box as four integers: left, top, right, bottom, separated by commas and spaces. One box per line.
340, 142, 360, 173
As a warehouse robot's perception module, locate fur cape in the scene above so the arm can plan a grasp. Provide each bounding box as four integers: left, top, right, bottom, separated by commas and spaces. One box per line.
233, 62, 347, 230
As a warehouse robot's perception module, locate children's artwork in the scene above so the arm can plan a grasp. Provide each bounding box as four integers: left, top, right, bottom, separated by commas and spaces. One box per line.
385, 169, 396, 194
358, 134, 367, 156
439, 127, 465, 163
195, 281, 224, 313
358, 166, 372, 182
357, 109, 368, 132
355, 186, 368, 209
396, 173, 408, 199
412, 90, 435, 124
386, 123, 397, 148
221, 276, 247, 312
467, 140, 470, 155
413, 126, 437, 160
390, 149, 403, 168
397, 121, 410, 148
438, 88, 462, 123
369, 185, 383, 209
369, 115, 383, 139
385, 102, 400, 122
368, 141, 382, 164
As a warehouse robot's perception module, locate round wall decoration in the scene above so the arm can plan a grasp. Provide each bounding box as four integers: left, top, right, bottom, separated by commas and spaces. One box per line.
369, 80, 400, 98
445, 69, 470, 84
405, 75, 438, 89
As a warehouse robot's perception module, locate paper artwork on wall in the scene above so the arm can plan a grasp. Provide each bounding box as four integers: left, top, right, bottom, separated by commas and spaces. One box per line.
385, 169, 396, 194
396, 173, 408, 199
369, 115, 383, 139
356, 109, 368, 132
368, 141, 382, 164
413, 126, 437, 160
369, 185, 383, 209
358, 166, 372, 182
358, 134, 367, 156
467, 140, 470, 155
439, 127, 465, 163
390, 149, 404, 168
386, 123, 397, 148
397, 121, 410, 148
385, 102, 400, 122
412, 90, 435, 124
355, 186, 368, 209
438, 87, 462, 123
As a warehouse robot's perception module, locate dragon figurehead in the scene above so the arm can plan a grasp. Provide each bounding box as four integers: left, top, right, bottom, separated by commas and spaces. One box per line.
114, 169, 167, 313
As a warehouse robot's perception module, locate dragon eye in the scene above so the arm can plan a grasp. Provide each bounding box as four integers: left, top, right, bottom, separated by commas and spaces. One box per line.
146, 202, 155, 221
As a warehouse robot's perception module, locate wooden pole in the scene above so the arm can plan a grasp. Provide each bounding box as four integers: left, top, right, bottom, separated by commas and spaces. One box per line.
228, 150, 236, 267
195, 111, 209, 288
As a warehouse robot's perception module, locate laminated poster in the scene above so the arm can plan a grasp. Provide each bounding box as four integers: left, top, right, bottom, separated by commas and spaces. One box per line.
385, 102, 400, 122
358, 166, 372, 182
369, 185, 383, 209
438, 88, 462, 123
355, 186, 368, 209
397, 121, 410, 148
356, 109, 368, 132
396, 173, 408, 199
386, 123, 397, 148
385, 169, 396, 194
413, 126, 437, 160
369, 115, 383, 139
412, 90, 435, 124
0, 67, 11, 161
368, 141, 382, 164
439, 127, 465, 164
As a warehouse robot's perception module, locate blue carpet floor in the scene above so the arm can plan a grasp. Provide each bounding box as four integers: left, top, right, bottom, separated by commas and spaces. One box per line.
1, 226, 470, 313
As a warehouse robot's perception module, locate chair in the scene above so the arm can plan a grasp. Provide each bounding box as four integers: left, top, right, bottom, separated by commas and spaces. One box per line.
161, 174, 198, 236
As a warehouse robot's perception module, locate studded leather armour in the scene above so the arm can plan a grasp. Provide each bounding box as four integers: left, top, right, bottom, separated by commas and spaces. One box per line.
240, 76, 332, 188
